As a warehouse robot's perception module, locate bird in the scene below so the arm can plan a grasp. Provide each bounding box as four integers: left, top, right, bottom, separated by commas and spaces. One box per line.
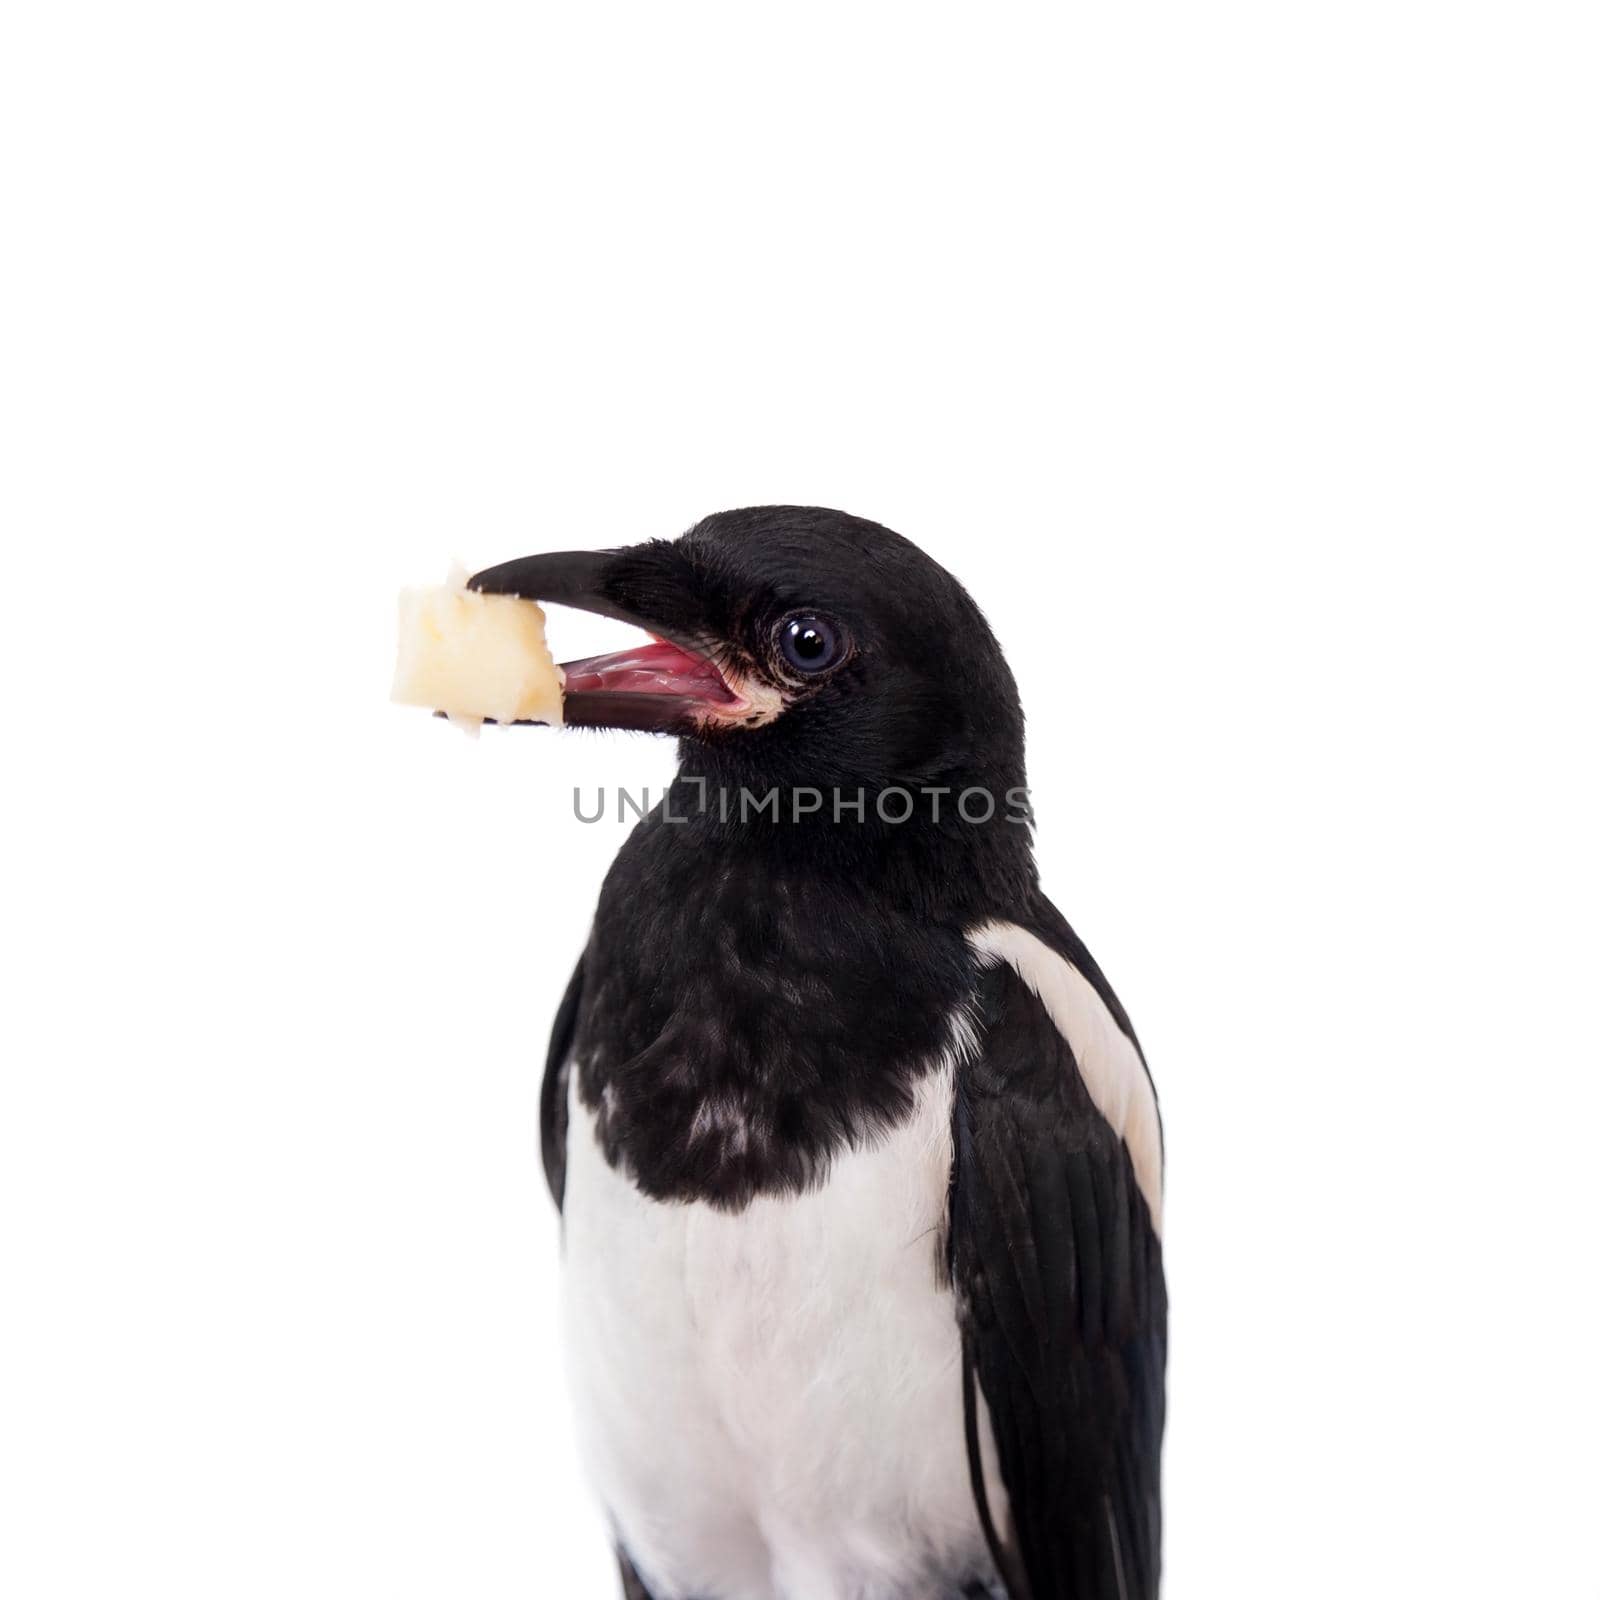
469, 506, 1166, 1600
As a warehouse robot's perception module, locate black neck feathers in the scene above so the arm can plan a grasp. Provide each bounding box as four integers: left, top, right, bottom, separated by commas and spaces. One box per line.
571, 788, 1035, 1209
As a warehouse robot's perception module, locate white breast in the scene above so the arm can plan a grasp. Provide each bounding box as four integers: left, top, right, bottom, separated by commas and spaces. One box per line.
560, 1056, 996, 1600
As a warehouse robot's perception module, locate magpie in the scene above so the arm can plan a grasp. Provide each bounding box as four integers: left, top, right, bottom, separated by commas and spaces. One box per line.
470, 506, 1166, 1600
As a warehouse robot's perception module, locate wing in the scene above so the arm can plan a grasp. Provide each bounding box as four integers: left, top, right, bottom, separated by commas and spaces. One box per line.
541, 951, 585, 1210
951, 906, 1166, 1600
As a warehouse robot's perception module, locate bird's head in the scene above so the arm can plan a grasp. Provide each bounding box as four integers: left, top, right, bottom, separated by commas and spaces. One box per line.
470, 506, 1027, 803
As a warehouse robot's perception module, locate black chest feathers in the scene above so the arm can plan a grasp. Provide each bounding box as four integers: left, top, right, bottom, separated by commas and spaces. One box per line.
571, 811, 977, 1211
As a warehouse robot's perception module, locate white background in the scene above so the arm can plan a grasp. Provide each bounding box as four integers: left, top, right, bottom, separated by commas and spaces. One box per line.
3, 3, 1596, 1596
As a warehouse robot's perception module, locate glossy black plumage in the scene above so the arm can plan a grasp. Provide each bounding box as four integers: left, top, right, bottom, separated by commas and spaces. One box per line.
955, 933, 1165, 1600
506, 507, 1164, 1598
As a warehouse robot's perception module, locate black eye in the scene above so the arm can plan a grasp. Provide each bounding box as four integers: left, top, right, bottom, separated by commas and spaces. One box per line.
778, 615, 843, 674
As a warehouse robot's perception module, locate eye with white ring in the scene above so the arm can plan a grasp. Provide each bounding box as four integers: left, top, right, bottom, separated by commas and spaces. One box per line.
776, 615, 845, 674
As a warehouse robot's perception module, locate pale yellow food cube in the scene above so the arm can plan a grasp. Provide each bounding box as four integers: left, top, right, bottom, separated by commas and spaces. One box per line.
391, 583, 564, 728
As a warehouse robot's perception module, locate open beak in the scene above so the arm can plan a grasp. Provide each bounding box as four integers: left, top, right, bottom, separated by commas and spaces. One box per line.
467, 549, 746, 733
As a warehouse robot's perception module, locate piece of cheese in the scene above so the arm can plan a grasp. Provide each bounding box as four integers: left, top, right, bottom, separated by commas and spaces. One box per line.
392, 582, 564, 728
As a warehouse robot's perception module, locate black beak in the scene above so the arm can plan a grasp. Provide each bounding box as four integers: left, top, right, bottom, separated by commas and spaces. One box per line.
469, 550, 650, 630
467, 549, 742, 733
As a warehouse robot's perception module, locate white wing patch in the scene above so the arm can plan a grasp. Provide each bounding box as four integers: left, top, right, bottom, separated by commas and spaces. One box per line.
967, 921, 1164, 1236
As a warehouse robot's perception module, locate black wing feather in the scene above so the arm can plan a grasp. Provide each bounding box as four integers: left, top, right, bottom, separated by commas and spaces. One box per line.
541, 952, 585, 1210
952, 916, 1166, 1599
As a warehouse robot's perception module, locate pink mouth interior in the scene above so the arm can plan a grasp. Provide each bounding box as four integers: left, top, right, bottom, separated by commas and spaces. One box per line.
560, 639, 738, 703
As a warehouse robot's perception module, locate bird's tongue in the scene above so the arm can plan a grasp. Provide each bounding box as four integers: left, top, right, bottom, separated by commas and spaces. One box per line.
560, 639, 737, 703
